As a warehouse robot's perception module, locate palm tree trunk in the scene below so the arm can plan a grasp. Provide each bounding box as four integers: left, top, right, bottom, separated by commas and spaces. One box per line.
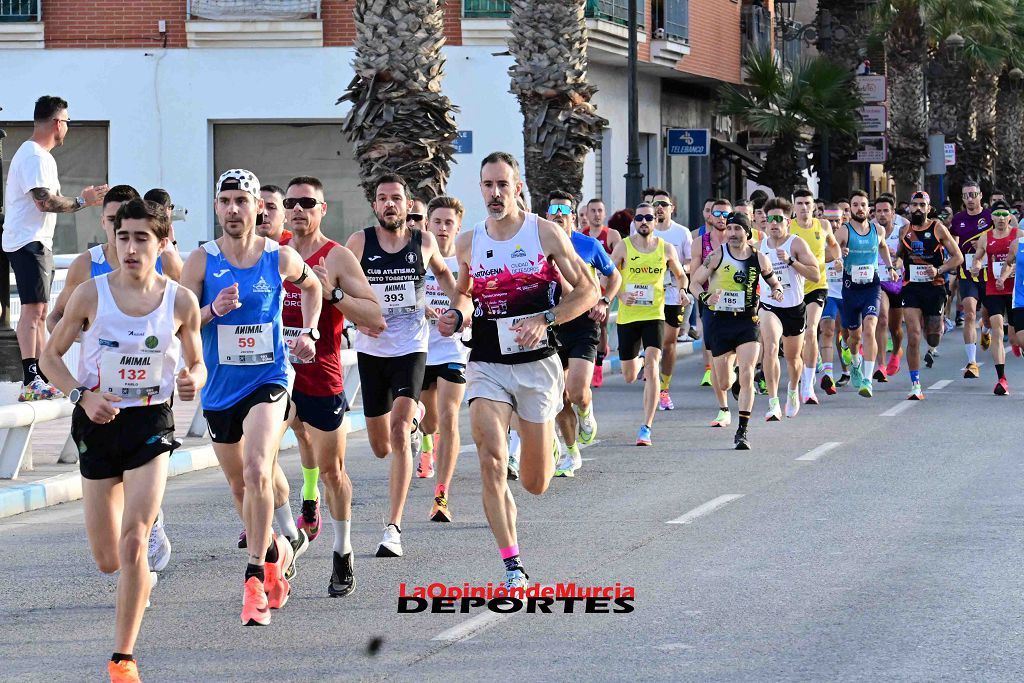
508, 0, 607, 213
972, 70, 999, 194
927, 53, 972, 198
884, 4, 928, 196
994, 69, 1024, 199
340, 0, 459, 202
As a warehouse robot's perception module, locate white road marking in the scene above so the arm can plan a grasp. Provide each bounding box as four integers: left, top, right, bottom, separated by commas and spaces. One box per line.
432, 611, 508, 642
796, 442, 842, 462
928, 379, 952, 391
880, 401, 917, 417
666, 494, 744, 525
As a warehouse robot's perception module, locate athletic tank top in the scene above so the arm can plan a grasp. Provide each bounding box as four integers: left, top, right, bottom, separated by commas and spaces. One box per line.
984, 230, 1015, 296
843, 221, 880, 289
654, 222, 691, 306
199, 238, 288, 411
354, 227, 428, 358
617, 236, 667, 325
1014, 239, 1024, 308
877, 222, 902, 289
78, 274, 180, 408
281, 238, 345, 397
89, 244, 164, 278
425, 253, 470, 366
581, 224, 613, 254
789, 218, 827, 294
901, 221, 945, 287
699, 232, 718, 293
710, 245, 760, 315
759, 235, 803, 308
468, 213, 559, 364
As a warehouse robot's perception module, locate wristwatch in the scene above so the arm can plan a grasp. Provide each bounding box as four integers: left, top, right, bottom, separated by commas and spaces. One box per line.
786, 256, 795, 266
304, 327, 321, 341
543, 310, 557, 327
599, 295, 611, 305
75, 196, 86, 208
328, 287, 345, 304
68, 386, 89, 405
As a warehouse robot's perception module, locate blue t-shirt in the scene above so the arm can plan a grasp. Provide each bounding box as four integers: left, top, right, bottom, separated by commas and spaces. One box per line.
571, 230, 616, 277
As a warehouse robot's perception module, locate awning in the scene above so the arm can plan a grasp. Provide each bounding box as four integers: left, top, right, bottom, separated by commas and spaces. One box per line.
712, 138, 764, 171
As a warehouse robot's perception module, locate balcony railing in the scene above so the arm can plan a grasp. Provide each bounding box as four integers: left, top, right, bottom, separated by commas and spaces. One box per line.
658, 0, 688, 42
463, 0, 510, 18
586, 0, 644, 27
0, 0, 40, 22
187, 0, 320, 21
462, 0, 644, 27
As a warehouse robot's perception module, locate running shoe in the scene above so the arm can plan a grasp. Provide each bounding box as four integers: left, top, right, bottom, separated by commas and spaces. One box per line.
836, 373, 851, 388
981, 330, 992, 350
907, 383, 925, 401
711, 410, 731, 427
850, 364, 863, 390
963, 362, 980, 379
410, 428, 422, 463
284, 529, 308, 581
700, 368, 712, 387
785, 389, 800, 418
507, 430, 521, 480
840, 344, 853, 367
803, 390, 820, 405
955, 311, 964, 327
859, 379, 873, 398
507, 451, 520, 480
994, 377, 1009, 396
658, 389, 675, 411
765, 397, 781, 422
730, 376, 740, 400
943, 317, 955, 333
885, 353, 901, 376
886, 336, 894, 353
237, 529, 247, 549
430, 494, 452, 522
552, 437, 562, 465
147, 509, 171, 573
554, 448, 576, 477
576, 405, 597, 444
815, 356, 824, 373
591, 364, 604, 388
296, 498, 321, 542
636, 425, 652, 446
503, 568, 529, 590
108, 660, 141, 683
569, 445, 583, 472
416, 450, 435, 479
1013, 344, 1022, 358
18, 378, 62, 402
924, 349, 935, 368
687, 327, 701, 340
328, 551, 356, 597
241, 576, 271, 626
734, 425, 750, 451
754, 369, 767, 395
265, 534, 293, 609
376, 524, 403, 558
820, 374, 837, 395
873, 368, 888, 383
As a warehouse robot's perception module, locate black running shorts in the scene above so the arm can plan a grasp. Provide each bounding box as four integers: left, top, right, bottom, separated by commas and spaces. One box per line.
292, 389, 348, 432
73, 403, 180, 480
357, 351, 427, 418
204, 383, 291, 444
617, 319, 663, 361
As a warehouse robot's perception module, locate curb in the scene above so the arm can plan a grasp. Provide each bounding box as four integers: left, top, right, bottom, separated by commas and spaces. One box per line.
0, 410, 367, 520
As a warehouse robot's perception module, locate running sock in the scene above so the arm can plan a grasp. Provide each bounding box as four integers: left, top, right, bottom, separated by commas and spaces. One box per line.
966, 343, 978, 364
422, 433, 434, 454
566, 443, 580, 457
660, 373, 671, 391
738, 411, 751, 429
720, 405, 728, 413
245, 562, 265, 582
332, 517, 352, 556
996, 363, 1005, 379
801, 367, 814, 390
264, 539, 279, 564
111, 653, 134, 663
21, 358, 39, 386
704, 364, 712, 372
500, 544, 523, 572
596, 352, 605, 366
274, 504, 299, 541
863, 361, 875, 379
823, 362, 834, 379
301, 466, 320, 501
435, 483, 447, 499
910, 370, 921, 384
853, 354, 863, 370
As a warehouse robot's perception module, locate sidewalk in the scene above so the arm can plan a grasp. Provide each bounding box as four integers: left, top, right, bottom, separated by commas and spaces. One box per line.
0, 338, 701, 519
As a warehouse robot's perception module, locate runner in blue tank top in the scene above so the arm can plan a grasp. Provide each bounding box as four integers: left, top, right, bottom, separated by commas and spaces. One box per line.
180, 169, 322, 627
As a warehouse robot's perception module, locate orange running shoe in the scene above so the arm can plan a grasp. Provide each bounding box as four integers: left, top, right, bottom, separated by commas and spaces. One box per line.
241, 575, 271, 626
108, 659, 141, 683
264, 535, 293, 610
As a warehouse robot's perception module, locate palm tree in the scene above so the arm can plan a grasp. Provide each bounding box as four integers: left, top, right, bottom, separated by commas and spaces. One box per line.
339, 0, 459, 202
507, 0, 607, 213
993, 64, 1024, 199
718, 48, 862, 197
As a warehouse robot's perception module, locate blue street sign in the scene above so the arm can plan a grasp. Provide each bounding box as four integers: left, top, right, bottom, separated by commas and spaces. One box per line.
454, 130, 473, 155
666, 128, 710, 156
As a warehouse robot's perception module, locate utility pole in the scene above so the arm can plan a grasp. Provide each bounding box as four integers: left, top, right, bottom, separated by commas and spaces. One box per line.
624, 0, 643, 209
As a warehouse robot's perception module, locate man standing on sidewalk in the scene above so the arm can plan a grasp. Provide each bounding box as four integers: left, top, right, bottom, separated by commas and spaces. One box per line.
3, 95, 107, 401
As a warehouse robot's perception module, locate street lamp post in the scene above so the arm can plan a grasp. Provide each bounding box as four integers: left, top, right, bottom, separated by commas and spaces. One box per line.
624, 0, 643, 209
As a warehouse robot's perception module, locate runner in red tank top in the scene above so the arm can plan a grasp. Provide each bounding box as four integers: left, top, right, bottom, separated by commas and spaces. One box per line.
580, 198, 621, 385
281, 176, 384, 597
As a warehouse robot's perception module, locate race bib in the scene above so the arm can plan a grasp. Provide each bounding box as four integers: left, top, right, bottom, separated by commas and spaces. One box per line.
909, 264, 932, 283
826, 261, 843, 284
851, 263, 876, 284
217, 323, 274, 365
878, 263, 892, 282
495, 315, 549, 356
372, 281, 417, 315
100, 351, 163, 398
626, 283, 654, 306
282, 326, 314, 364
992, 259, 1006, 280
716, 290, 744, 312
964, 253, 974, 272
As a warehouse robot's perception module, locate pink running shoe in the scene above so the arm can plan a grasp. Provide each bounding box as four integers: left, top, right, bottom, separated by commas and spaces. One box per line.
296, 498, 321, 541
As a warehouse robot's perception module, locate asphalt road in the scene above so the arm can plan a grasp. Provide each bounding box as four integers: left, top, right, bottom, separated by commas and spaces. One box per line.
2, 340, 1023, 682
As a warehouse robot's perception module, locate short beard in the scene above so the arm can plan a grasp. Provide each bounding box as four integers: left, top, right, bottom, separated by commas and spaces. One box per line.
377, 215, 403, 231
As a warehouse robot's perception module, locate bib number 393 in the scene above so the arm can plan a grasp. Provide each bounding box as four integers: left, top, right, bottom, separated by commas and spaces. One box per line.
372, 281, 417, 315
100, 352, 163, 398
218, 323, 274, 365
496, 315, 549, 356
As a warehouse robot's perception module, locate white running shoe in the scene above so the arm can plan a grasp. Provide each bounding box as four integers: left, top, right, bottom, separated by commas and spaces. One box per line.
764, 397, 781, 422
375, 524, 403, 558
554, 448, 575, 478
575, 405, 597, 444
785, 389, 800, 418
148, 509, 171, 572
503, 568, 529, 590
569, 445, 582, 472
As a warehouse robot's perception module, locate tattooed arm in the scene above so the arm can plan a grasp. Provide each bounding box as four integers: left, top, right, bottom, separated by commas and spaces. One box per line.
30, 184, 107, 214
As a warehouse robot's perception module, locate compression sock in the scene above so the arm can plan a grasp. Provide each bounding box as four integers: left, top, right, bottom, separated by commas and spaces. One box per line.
301, 466, 320, 501
332, 517, 352, 556
660, 373, 671, 391
274, 504, 299, 540
909, 370, 921, 384
422, 433, 434, 454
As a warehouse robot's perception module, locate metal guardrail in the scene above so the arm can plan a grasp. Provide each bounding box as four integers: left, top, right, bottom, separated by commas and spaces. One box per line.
0, 0, 40, 22
461, 0, 645, 26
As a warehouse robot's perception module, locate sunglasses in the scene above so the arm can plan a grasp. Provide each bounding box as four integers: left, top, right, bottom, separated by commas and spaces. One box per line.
406, 213, 424, 222
711, 209, 730, 218
283, 197, 324, 210
1012, 209, 1020, 216
939, 212, 950, 219
547, 204, 573, 216
765, 215, 786, 224
992, 210, 1011, 217
634, 214, 656, 222
652, 200, 672, 208
962, 191, 980, 199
